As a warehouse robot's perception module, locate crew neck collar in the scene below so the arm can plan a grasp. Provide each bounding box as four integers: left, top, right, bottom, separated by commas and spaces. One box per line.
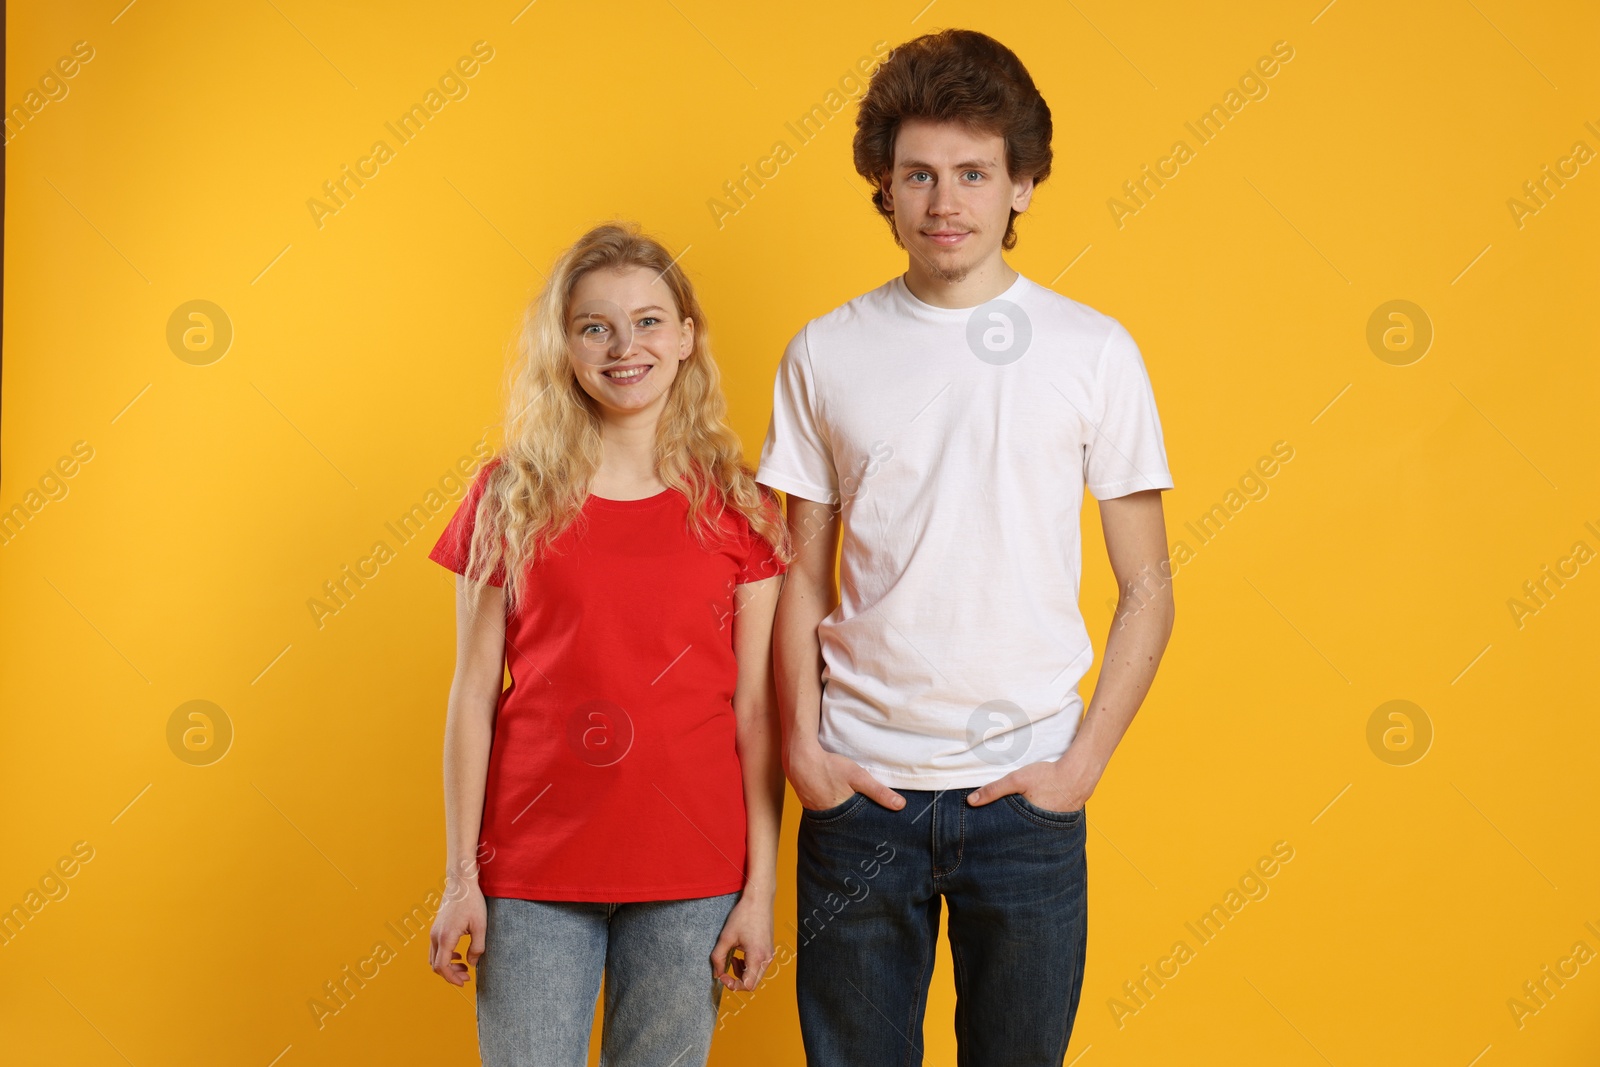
587, 487, 678, 510
892, 270, 1030, 320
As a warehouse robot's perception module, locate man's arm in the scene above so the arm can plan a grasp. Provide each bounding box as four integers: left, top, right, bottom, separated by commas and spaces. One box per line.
773, 494, 905, 811
968, 488, 1174, 809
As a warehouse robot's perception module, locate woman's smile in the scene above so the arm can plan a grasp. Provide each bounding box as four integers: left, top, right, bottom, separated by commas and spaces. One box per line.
602, 363, 653, 384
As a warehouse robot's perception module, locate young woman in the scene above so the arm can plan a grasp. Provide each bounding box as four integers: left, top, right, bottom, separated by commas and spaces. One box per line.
425, 221, 790, 1067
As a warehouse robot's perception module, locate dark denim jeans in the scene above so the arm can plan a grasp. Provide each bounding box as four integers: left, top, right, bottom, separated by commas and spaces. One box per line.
795, 788, 1088, 1067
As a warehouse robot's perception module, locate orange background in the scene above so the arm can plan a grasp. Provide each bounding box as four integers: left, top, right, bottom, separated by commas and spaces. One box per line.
3, 1, 1597, 1064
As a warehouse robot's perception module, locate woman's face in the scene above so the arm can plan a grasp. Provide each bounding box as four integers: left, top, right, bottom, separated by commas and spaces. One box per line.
565, 265, 693, 422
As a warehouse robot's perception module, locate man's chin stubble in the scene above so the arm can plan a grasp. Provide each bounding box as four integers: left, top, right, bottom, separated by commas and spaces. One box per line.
896, 226, 975, 283
923, 235, 976, 283
928, 260, 971, 283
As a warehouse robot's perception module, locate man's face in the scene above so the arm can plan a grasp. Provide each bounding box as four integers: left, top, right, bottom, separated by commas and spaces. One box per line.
880, 118, 1035, 283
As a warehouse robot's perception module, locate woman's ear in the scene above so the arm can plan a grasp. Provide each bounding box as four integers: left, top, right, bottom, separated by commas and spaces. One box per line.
680, 316, 694, 360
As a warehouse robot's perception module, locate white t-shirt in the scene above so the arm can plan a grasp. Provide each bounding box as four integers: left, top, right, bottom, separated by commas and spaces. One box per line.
755, 270, 1174, 790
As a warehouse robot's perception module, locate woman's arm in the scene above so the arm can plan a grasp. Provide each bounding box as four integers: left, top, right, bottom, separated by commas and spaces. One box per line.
711, 572, 785, 991
428, 576, 507, 987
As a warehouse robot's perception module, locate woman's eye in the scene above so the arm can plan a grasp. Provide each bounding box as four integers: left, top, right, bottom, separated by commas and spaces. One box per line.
581, 323, 608, 337
637, 316, 661, 328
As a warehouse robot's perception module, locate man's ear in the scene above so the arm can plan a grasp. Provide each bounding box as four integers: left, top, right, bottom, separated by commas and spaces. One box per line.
1012, 175, 1036, 213
879, 174, 894, 211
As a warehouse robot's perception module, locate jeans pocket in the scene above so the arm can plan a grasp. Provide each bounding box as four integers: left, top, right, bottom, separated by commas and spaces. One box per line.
800, 791, 866, 824
1006, 792, 1085, 827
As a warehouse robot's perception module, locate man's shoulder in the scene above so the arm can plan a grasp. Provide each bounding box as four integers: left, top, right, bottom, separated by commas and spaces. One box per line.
794, 276, 901, 338
1012, 273, 1125, 342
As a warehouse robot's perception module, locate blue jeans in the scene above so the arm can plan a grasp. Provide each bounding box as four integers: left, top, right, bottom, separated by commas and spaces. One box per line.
796, 788, 1088, 1066
476, 892, 740, 1067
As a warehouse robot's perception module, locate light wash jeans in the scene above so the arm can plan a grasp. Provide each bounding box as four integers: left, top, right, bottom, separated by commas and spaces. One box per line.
477, 892, 740, 1067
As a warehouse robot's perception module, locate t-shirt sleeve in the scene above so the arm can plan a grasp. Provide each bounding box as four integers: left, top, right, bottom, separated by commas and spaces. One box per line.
428, 458, 507, 587
1083, 320, 1176, 499
736, 487, 789, 586
754, 325, 839, 506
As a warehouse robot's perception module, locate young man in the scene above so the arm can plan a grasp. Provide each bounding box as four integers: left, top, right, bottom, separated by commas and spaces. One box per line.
754, 29, 1176, 1067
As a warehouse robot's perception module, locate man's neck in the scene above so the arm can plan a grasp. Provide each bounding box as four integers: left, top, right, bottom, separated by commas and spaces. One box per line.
902, 255, 1019, 309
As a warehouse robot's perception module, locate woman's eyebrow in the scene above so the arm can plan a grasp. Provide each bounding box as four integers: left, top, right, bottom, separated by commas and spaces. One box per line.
569, 303, 670, 325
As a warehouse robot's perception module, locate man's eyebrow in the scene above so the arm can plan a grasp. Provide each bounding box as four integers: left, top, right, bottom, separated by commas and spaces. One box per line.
897, 158, 998, 171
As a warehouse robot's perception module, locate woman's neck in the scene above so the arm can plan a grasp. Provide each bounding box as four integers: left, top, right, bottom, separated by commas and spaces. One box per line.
591, 414, 665, 499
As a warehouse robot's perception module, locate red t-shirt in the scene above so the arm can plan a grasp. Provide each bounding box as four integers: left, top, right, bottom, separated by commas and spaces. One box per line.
429, 457, 786, 903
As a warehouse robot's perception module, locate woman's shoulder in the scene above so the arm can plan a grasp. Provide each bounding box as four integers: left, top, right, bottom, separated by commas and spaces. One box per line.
714, 480, 781, 526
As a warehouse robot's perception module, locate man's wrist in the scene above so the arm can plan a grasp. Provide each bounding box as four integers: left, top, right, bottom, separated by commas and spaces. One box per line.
1057, 736, 1110, 786
784, 732, 827, 767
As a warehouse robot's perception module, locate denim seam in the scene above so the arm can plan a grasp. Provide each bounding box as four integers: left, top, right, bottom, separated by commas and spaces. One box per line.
800, 792, 869, 826
1004, 793, 1085, 830
932, 790, 965, 879
950, 929, 971, 1066
954, 794, 966, 875
902, 908, 935, 1067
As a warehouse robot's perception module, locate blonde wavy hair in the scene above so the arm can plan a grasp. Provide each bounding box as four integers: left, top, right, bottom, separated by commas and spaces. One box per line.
458, 221, 791, 614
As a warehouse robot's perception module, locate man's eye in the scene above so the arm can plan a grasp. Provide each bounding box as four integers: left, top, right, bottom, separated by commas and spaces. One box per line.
964, 171, 983, 181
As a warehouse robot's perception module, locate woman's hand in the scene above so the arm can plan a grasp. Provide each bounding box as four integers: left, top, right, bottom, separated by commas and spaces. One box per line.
428, 878, 488, 986
710, 892, 775, 992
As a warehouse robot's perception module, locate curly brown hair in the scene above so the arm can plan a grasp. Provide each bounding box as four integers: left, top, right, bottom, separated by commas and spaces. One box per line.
852, 29, 1053, 251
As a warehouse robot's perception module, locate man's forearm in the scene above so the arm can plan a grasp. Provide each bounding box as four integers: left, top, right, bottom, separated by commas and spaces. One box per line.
772, 572, 832, 765
1068, 591, 1174, 776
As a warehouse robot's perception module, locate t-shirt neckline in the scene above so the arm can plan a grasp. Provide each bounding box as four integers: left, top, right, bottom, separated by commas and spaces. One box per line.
892, 270, 1030, 320
587, 487, 678, 510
